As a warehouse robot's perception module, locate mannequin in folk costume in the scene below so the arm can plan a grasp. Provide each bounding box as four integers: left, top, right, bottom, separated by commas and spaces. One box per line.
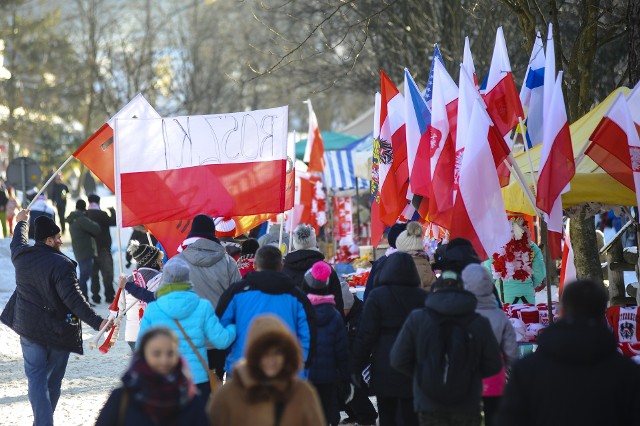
119, 241, 165, 351
484, 217, 546, 305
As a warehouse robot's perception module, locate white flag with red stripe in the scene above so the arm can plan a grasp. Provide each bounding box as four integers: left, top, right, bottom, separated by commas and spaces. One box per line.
114, 106, 290, 227
559, 220, 576, 295
304, 100, 326, 173
462, 36, 478, 88
450, 99, 511, 259
537, 72, 574, 259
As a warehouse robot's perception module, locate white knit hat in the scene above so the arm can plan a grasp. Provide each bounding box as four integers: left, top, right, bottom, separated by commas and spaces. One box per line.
293, 224, 317, 250
395, 222, 424, 252
214, 217, 236, 237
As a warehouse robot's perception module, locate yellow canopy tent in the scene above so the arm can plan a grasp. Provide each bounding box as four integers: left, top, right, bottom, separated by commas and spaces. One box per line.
502, 87, 636, 215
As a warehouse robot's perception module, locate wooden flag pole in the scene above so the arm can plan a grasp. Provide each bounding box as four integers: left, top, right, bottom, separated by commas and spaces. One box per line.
26, 156, 73, 209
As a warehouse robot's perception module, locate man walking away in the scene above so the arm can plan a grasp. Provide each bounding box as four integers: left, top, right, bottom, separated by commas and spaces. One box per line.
66, 199, 101, 302
51, 174, 69, 234
216, 245, 316, 376
0, 210, 107, 426
85, 193, 116, 304
496, 280, 640, 426
390, 272, 503, 426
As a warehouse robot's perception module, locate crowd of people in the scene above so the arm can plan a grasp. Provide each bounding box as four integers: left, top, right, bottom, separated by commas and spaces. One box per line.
1, 201, 640, 426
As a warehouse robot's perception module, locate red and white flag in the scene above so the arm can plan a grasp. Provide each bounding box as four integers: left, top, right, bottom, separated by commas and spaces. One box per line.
73, 94, 160, 193
428, 59, 458, 228
586, 92, 640, 194
370, 92, 385, 247
559, 220, 576, 297
114, 106, 290, 227
304, 100, 326, 173
482, 27, 524, 139
462, 36, 478, 88
378, 71, 409, 225
537, 72, 574, 259
450, 99, 511, 259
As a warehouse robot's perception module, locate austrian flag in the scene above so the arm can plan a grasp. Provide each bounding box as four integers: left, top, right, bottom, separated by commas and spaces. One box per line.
114, 107, 290, 227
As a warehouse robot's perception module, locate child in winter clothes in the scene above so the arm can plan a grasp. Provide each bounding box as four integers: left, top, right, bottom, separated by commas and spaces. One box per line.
208, 314, 325, 426
462, 264, 518, 426
119, 241, 164, 351
302, 261, 350, 426
96, 327, 208, 426
138, 257, 236, 399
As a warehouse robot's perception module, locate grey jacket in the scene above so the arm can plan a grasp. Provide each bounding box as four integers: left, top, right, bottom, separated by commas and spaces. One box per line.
174, 238, 241, 309
475, 294, 519, 366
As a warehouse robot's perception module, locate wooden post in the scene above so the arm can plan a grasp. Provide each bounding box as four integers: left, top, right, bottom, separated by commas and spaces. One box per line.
607, 238, 626, 303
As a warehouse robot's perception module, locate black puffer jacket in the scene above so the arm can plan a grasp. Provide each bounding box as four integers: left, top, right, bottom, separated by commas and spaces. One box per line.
283, 249, 344, 312
0, 221, 103, 354
351, 252, 427, 398
496, 320, 640, 426
86, 207, 116, 250
390, 288, 502, 414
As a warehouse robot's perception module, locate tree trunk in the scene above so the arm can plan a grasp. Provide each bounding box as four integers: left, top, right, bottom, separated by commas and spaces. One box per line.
629, 0, 640, 83
570, 209, 603, 281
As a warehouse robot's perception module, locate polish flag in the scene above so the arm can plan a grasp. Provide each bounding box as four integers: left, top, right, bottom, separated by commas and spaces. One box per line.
370, 92, 385, 247
586, 92, 640, 192
378, 71, 409, 226
450, 99, 511, 259
537, 72, 574, 259
428, 59, 458, 228
73, 94, 160, 193
455, 63, 485, 192
559, 220, 576, 297
482, 27, 524, 139
462, 36, 478, 88
520, 32, 546, 148
404, 68, 431, 198
304, 100, 326, 173
114, 106, 290, 227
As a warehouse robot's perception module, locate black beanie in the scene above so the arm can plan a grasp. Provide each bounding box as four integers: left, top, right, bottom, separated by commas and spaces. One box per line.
187, 214, 217, 241
34, 216, 61, 241
242, 238, 260, 255
76, 199, 87, 211
433, 238, 481, 273
87, 193, 100, 204
378, 252, 420, 287
126, 240, 162, 268
387, 223, 408, 248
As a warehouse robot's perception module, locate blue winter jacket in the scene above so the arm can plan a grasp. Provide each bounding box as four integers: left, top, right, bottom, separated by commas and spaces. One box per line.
138, 289, 236, 384
307, 298, 350, 384
216, 270, 317, 373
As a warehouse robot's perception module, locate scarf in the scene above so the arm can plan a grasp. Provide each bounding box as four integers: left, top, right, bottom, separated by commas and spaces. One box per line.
177, 237, 203, 253
122, 355, 196, 425
307, 294, 336, 306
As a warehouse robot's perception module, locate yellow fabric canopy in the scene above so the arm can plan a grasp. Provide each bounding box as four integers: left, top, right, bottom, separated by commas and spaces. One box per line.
502, 86, 636, 215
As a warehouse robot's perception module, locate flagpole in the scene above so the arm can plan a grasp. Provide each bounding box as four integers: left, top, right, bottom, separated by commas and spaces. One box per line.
518, 117, 538, 194
504, 155, 541, 216
573, 139, 592, 171
26, 156, 73, 210
288, 207, 294, 248
278, 212, 285, 253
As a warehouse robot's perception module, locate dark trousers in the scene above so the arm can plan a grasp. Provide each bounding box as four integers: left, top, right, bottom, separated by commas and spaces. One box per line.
196, 381, 211, 401
77, 257, 93, 300
418, 411, 482, 426
341, 384, 378, 424
91, 247, 114, 303
312, 382, 340, 426
377, 396, 418, 426
207, 348, 226, 381
56, 202, 66, 233
482, 396, 501, 426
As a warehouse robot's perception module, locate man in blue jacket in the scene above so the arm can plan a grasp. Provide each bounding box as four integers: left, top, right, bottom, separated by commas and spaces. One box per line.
216, 245, 316, 375
0, 210, 108, 426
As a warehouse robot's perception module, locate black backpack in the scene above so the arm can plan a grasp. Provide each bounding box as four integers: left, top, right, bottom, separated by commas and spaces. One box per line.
417, 307, 479, 404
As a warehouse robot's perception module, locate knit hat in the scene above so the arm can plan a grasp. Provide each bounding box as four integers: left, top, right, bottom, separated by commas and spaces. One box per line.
387, 222, 407, 249
76, 199, 87, 211
87, 193, 100, 204
242, 238, 260, 256
303, 261, 332, 295
187, 214, 217, 241
126, 240, 162, 268
432, 270, 464, 291
293, 224, 317, 250
215, 217, 236, 238
395, 221, 424, 252
462, 264, 494, 297
341, 281, 355, 310
156, 257, 192, 297
34, 216, 60, 241
378, 252, 421, 288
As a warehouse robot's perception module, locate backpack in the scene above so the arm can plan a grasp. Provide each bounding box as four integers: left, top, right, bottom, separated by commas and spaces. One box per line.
417, 307, 479, 404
